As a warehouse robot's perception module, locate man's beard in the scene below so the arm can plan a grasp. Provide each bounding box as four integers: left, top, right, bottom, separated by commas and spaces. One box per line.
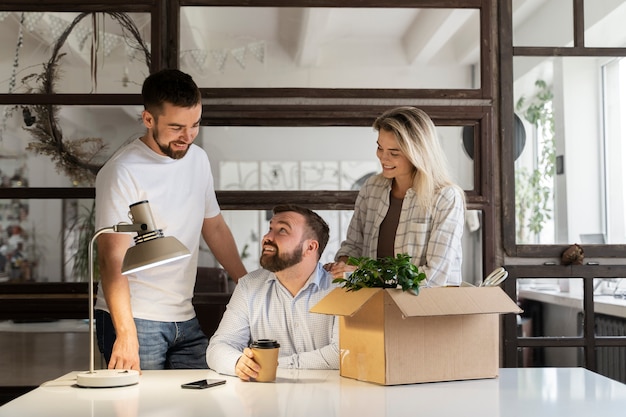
260, 242, 303, 273
153, 128, 188, 159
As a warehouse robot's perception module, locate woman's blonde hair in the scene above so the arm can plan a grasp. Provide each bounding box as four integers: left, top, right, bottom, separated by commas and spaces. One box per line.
373, 106, 463, 208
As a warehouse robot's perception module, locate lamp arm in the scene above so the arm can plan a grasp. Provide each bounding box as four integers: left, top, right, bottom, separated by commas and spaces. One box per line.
87, 223, 147, 373
113, 223, 148, 233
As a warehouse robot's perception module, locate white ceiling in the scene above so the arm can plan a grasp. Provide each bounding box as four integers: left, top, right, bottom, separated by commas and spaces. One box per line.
5, 1, 626, 83
180, 7, 481, 68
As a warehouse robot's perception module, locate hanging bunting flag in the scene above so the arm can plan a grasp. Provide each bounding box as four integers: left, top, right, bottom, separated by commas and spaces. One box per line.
125, 42, 138, 61
74, 25, 92, 51
231, 46, 246, 69
190, 49, 208, 72
23, 12, 44, 32
211, 49, 228, 73
103, 33, 120, 57
124, 39, 150, 62
247, 41, 265, 64
46, 15, 69, 42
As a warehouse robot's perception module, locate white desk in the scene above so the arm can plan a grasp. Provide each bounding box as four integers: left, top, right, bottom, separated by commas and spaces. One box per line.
1, 368, 625, 417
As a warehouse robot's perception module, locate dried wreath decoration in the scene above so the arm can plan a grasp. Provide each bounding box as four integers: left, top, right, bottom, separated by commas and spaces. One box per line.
22, 12, 151, 185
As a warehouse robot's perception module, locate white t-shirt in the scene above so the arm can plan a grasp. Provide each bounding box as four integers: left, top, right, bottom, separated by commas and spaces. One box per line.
94, 138, 220, 322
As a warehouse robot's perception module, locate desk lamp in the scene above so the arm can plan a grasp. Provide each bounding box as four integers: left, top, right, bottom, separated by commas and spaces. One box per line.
76, 200, 191, 388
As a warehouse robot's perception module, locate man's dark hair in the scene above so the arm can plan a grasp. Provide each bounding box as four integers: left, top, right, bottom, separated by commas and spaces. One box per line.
272, 204, 330, 259
141, 69, 201, 117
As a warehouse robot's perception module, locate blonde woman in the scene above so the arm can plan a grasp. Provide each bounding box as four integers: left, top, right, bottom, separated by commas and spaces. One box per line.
324, 107, 465, 287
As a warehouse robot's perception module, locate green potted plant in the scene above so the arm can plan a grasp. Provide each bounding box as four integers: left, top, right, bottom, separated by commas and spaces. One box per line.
515, 79, 555, 243
333, 253, 426, 295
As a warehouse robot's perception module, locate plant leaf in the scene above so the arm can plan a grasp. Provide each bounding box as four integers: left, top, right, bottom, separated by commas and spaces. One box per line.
337, 254, 426, 294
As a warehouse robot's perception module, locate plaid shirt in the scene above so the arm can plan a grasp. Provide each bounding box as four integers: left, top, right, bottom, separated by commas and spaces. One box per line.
336, 174, 464, 287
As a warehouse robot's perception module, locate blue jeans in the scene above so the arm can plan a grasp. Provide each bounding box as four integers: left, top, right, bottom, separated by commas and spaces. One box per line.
95, 309, 209, 369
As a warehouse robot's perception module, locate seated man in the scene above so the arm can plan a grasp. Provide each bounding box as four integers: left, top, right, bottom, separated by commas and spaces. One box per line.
206, 204, 339, 380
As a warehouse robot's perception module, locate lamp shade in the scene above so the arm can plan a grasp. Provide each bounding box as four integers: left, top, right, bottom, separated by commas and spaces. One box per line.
122, 235, 191, 275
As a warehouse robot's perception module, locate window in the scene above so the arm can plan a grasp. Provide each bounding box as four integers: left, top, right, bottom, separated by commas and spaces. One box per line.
602, 57, 626, 243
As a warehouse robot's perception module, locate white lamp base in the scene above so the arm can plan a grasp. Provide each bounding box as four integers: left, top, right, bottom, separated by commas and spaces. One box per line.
76, 369, 140, 388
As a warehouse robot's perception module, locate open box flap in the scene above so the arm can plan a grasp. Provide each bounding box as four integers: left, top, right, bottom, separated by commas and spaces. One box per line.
387, 286, 523, 317
310, 287, 383, 317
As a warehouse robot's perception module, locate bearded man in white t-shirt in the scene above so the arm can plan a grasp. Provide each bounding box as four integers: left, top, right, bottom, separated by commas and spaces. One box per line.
94, 69, 247, 371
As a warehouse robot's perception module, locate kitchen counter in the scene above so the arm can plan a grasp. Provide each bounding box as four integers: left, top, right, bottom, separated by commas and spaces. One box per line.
518, 280, 626, 318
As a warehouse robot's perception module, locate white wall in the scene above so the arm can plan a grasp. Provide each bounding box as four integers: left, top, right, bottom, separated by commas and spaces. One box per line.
201, 125, 473, 189
559, 58, 604, 244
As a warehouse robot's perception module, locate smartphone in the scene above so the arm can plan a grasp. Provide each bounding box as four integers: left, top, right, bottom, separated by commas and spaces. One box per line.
181, 378, 226, 389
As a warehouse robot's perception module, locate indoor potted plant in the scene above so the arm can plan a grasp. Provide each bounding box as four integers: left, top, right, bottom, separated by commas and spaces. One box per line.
333, 253, 426, 295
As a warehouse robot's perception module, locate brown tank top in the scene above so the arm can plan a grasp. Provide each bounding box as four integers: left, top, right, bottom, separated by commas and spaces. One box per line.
377, 192, 403, 259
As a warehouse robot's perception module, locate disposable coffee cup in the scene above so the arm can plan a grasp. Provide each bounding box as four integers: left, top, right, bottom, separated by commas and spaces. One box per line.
250, 339, 280, 382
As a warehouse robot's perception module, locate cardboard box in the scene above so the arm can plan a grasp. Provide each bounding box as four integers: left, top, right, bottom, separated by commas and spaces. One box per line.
311, 286, 522, 385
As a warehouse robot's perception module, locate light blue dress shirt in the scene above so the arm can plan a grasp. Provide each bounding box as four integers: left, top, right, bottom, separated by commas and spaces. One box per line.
206, 263, 339, 376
